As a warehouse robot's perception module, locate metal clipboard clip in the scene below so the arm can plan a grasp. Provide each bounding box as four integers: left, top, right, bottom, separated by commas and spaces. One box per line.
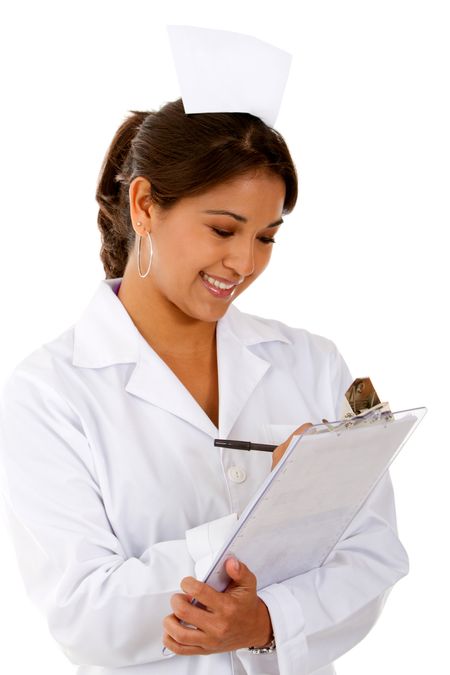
321, 377, 393, 434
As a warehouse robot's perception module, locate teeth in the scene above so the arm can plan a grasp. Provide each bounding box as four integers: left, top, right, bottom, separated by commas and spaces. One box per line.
202, 272, 235, 290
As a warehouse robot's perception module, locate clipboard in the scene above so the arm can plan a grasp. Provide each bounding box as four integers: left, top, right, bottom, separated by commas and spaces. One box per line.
203, 407, 427, 593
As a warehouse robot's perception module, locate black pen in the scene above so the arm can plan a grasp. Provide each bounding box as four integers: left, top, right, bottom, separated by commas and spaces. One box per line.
214, 439, 277, 453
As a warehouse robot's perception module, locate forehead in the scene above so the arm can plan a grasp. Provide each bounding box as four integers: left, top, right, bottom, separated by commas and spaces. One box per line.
182, 170, 286, 213
207, 170, 284, 195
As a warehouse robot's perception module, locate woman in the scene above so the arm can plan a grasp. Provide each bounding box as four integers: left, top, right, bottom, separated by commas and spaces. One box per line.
0, 99, 409, 675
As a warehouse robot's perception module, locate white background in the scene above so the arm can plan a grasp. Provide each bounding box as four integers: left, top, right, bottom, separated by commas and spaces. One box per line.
0, 0, 448, 673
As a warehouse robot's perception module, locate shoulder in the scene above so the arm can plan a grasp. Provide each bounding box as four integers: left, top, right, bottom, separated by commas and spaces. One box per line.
0, 328, 97, 488
0, 326, 76, 407
224, 305, 353, 410
225, 304, 342, 359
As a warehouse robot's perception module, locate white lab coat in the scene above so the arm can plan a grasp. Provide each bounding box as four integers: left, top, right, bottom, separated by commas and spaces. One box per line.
0, 278, 409, 675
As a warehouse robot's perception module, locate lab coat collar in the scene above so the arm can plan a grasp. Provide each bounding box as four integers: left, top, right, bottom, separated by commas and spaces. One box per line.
72, 278, 141, 368
73, 278, 292, 437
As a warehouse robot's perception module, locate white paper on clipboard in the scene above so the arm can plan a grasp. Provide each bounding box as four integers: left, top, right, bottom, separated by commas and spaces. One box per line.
202, 407, 427, 593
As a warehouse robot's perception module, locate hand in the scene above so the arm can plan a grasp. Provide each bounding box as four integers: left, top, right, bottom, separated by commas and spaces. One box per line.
162, 557, 272, 655
271, 422, 313, 471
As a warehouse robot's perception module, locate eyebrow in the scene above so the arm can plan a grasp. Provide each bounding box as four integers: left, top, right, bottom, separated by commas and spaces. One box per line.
201, 209, 284, 228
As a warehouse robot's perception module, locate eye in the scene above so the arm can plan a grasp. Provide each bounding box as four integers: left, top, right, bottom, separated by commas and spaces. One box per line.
210, 227, 233, 238
210, 227, 276, 244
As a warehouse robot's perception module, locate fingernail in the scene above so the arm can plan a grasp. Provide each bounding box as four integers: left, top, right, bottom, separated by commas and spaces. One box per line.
232, 557, 240, 571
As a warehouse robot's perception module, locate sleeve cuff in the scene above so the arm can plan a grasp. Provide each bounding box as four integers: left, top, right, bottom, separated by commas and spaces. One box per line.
236, 582, 309, 675
185, 512, 238, 579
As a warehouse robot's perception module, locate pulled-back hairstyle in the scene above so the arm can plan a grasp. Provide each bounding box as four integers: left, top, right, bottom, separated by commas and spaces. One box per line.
96, 98, 298, 279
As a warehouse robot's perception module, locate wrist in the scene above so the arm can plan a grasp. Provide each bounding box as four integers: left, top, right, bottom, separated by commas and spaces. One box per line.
248, 636, 276, 654
253, 598, 273, 648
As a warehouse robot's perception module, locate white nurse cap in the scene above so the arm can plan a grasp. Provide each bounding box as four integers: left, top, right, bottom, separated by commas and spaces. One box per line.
166, 25, 292, 128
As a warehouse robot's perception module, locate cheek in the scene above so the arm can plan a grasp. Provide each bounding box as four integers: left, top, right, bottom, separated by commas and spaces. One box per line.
254, 247, 273, 275
154, 234, 191, 270
153, 238, 205, 287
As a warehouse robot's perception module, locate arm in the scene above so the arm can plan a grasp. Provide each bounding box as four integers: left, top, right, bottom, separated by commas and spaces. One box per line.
0, 370, 236, 669
236, 469, 408, 675
163, 471, 407, 675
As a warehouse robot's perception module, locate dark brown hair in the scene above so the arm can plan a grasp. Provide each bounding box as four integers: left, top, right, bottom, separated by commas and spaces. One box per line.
96, 98, 298, 279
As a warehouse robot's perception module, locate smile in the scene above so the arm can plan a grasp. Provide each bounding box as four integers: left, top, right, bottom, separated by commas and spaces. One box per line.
200, 272, 236, 290
199, 271, 239, 299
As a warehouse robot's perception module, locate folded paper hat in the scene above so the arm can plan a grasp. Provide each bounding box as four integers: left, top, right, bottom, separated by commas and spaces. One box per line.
167, 25, 292, 127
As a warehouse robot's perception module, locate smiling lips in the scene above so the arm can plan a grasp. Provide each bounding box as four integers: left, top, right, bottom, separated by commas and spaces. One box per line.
199, 271, 241, 298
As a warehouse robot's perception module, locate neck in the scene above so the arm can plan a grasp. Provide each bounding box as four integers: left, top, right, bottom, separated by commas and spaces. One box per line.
117, 268, 217, 359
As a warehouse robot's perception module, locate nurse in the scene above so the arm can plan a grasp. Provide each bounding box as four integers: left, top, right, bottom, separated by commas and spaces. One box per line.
0, 27, 409, 675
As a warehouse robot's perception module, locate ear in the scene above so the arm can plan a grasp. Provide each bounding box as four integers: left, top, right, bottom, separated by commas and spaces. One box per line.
129, 176, 155, 233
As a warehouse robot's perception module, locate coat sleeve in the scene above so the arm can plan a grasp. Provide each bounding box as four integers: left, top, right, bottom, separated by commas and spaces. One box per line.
236, 471, 409, 675
235, 344, 410, 675
0, 368, 235, 669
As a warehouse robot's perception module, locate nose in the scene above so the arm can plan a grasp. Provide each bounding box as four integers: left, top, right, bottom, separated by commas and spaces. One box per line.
223, 237, 255, 278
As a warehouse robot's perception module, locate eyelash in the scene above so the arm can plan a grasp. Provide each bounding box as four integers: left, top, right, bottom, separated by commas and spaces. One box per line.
210, 227, 276, 245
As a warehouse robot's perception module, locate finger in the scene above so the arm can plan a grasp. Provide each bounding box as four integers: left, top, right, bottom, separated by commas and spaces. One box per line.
180, 576, 223, 611
272, 422, 313, 470
163, 613, 206, 647
162, 630, 210, 656
293, 422, 314, 436
170, 592, 196, 614
271, 436, 291, 469
170, 593, 215, 632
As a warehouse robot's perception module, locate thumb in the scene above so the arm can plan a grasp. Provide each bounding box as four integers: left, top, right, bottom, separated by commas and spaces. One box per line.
225, 557, 252, 587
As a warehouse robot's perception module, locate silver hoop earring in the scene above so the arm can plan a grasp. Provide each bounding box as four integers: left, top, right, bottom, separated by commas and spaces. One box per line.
137, 229, 153, 278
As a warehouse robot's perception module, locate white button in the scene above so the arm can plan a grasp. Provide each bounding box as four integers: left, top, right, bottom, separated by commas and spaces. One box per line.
227, 466, 247, 483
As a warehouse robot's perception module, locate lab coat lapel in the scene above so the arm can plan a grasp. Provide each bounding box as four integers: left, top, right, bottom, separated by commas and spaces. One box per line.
73, 279, 218, 436
217, 305, 290, 438
126, 321, 270, 438
214, 304, 292, 438
216, 315, 270, 439
73, 279, 291, 440
125, 340, 219, 438
125, 307, 273, 440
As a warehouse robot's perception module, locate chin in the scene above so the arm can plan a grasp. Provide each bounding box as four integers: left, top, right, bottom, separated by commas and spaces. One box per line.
201, 306, 232, 322
191, 301, 233, 323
